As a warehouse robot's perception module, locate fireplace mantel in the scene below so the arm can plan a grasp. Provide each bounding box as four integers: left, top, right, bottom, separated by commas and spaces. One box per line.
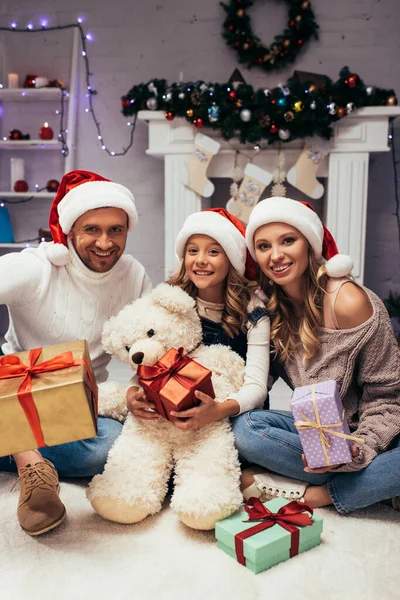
138, 107, 400, 281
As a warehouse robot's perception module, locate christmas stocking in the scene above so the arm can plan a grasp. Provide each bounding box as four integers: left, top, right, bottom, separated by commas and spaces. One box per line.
226, 163, 272, 224
183, 134, 221, 197
286, 141, 326, 200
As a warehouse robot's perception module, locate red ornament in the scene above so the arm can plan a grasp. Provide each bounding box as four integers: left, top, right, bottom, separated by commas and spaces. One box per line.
228, 24, 234, 32
345, 74, 360, 88
165, 111, 175, 121
228, 90, 237, 100
39, 122, 54, 140
195, 118, 204, 128
271, 99, 277, 105
122, 98, 131, 109
24, 74, 37, 88
270, 124, 278, 134
288, 19, 295, 27
257, 57, 263, 63
297, 39, 304, 46
46, 179, 60, 193
14, 180, 29, 193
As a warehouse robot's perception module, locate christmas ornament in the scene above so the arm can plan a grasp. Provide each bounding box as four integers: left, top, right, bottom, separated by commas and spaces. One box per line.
310, 100, 317, 110
165, 111, 175, 121
284, 111, 294, 121
366, 86, 374, 96
278, 129, 291, 140
194, 118, 204, 128
228, 90, 237, 100
208, 104, 220, 123
191, 92, 201, 105
240, 109, 252, 122
122, 98, 131, 109
186, 109, 194, 117
328, 103, 337, 115
346, 102, 355, 114
337, 107, 346, 118
293, 100, 304, 112
287, 141, 327, 199
146, 97, 158, 110
14, 179, 29, 192
345, 73, 360, 88
8, 129, 30, 141
178, 92, 185, 99
263, 88, 271, 97
39, 122, 54, 140
183, 134, 221, 197
23, 74, 37, 88
270, 124, 278, 134
259, 115, 271, 127
46, 179, 60, 193
387, 95, 398, 106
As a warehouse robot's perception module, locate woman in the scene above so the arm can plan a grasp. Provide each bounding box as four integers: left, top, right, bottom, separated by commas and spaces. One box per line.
232, 196, 400, 514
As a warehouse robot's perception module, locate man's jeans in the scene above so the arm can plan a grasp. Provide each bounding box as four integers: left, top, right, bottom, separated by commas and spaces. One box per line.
232, 409, 400, 514
0, 417, 122, 477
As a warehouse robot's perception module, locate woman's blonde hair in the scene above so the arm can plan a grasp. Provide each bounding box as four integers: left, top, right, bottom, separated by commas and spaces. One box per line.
259, 250, 329, 362
168, 257, 254, 338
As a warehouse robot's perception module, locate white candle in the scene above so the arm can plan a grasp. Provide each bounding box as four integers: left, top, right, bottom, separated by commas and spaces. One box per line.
10, 158, 24, 188
8, 73, 19, 89
179, 72, 184, 83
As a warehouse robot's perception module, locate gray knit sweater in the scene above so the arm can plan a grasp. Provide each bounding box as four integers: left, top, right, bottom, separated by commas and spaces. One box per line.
284, 288, 400, 472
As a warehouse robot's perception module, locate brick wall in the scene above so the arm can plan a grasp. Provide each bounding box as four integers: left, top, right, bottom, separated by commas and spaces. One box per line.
0, 0, 399, 306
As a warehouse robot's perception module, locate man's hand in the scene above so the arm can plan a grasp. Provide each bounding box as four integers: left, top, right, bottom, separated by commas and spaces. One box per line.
126, 386, 159, 420
170, 391, 239, 431
302, 443, 360, 473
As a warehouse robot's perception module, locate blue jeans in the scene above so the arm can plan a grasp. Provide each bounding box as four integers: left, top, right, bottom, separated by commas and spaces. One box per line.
232, 410, 400, 515
0, 417, 122, 478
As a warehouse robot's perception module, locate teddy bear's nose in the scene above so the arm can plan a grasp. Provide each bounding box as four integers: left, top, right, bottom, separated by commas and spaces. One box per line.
131, 352, 144, 365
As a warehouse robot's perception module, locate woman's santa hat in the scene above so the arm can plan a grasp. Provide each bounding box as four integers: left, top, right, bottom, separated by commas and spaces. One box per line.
245, 196, 353, 278
175, 207, 257, 280
46, 169, 138, 266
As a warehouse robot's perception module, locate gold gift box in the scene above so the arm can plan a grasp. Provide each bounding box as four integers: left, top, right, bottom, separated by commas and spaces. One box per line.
0, 340, 98, 457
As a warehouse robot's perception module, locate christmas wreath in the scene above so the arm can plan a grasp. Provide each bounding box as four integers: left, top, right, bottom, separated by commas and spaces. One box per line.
221, 0, 319, 72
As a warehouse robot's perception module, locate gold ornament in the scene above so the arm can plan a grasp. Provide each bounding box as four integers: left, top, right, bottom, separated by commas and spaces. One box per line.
186, 108, 194, 117
259, 114, 271, 127
190, 92, 201, 105
295, 15, 302, 23
236, 99, 243, 107
293, 100, 304, 112
236, 9, 244, 17
301, 1, 310, 9
243, 43, 249, 51
387, 95, 398, 106
283, 39, 290, 48
284, 111, 295, 121
263, 54, 272, 62
337, 107, 346, 118
308, 84, 317, 93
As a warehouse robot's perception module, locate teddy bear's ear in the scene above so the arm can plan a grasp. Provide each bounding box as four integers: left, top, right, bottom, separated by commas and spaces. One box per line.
151, 283, 196, 315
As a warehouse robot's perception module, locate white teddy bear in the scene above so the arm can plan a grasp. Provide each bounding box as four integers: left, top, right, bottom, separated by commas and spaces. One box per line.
87, 283, 245, 530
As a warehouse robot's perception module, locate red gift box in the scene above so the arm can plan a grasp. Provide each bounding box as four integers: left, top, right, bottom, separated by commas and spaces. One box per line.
137, 347, 215, 421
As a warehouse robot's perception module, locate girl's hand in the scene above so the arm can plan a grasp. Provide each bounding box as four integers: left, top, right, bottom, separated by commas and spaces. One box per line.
171, 390, 228, 431
302, 444, 360, 473
126, 386, 160, 420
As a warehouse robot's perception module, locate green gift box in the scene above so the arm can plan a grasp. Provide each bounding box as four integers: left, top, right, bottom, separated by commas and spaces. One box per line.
215, 497, 323, 574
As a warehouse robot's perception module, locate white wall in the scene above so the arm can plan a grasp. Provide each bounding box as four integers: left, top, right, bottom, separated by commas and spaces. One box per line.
0, 0, 399, 298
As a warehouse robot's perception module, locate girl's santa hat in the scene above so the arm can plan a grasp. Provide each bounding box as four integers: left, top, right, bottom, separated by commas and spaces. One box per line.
175, 207, 257, 280
245, 196, 353, 278
46, 169, 138, 266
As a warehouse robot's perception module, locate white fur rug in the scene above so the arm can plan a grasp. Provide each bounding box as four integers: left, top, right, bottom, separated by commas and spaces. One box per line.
0, 472, 399, 600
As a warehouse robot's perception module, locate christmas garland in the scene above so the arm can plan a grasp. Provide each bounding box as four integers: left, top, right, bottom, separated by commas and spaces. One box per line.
121, 67, 397, 145
221, 0, 319, 73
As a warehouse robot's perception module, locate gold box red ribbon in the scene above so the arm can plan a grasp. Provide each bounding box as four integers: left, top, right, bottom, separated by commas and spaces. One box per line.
137, 347, 215, 421
0, 340, 98, 456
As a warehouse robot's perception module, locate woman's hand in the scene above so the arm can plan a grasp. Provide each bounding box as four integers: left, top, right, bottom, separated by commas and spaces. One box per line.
171, 391, 239, 431
302, 443, 360, 473
126, 386, 159, 420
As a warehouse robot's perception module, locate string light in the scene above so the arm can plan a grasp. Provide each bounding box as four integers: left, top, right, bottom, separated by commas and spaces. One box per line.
0, 20, 136, 157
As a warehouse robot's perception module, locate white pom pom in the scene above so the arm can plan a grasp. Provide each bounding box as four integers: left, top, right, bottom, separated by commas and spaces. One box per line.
45, 243, 70, 266
325, 254, 353, 278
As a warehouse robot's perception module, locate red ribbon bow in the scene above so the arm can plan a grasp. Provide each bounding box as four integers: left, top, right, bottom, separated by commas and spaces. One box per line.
137, 347, 197, 419
0, 348, 97, 449
234, 497, 314, 566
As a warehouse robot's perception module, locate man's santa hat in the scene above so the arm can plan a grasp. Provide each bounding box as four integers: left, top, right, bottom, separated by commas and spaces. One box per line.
245, 197, 353, 278
175, 207, 257, 280
46, 169, 138, 266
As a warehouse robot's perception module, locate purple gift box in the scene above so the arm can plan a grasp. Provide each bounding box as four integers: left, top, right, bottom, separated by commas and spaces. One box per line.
291, 380, 352, 469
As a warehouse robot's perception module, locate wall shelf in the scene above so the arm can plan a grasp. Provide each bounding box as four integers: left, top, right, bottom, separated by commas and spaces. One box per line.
0, 242, 38, 248
0, 191, 55, 199
0, 140, 62, 150
0, 88, 67, 102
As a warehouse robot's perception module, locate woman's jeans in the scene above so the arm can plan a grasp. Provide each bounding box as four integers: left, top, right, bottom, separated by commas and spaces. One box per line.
232, 409, 400, 515
0, 417, 122, 477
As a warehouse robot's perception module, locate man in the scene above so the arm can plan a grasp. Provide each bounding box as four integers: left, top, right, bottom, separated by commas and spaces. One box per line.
0, 170, 152, 535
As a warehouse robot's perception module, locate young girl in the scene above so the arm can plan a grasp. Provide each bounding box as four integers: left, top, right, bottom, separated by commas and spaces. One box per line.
232, 196, 400, 515
127, 207, 270, 425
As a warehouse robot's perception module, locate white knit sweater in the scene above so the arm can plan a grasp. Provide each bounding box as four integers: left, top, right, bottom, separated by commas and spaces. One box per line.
0, 242, 152, 383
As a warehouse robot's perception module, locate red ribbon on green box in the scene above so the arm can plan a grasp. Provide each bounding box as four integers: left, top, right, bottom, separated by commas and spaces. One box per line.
234, 498, 314, 567
0, 348, 97, 449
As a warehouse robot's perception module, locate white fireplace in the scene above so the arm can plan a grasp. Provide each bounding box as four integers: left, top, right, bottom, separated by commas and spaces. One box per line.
138, 107, 400, 282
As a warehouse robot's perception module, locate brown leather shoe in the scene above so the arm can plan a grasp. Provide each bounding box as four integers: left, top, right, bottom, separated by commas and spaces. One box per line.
13, 459, 66, 536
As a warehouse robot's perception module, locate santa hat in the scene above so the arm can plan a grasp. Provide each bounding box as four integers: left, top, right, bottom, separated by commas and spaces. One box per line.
175, 207, 257, 280
46, 169, 138, 266
245, 197, 353, 278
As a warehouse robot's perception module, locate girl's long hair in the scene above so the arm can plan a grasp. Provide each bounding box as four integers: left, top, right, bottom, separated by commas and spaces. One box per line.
168, 259, 253, 338
259, 250, 328, 361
